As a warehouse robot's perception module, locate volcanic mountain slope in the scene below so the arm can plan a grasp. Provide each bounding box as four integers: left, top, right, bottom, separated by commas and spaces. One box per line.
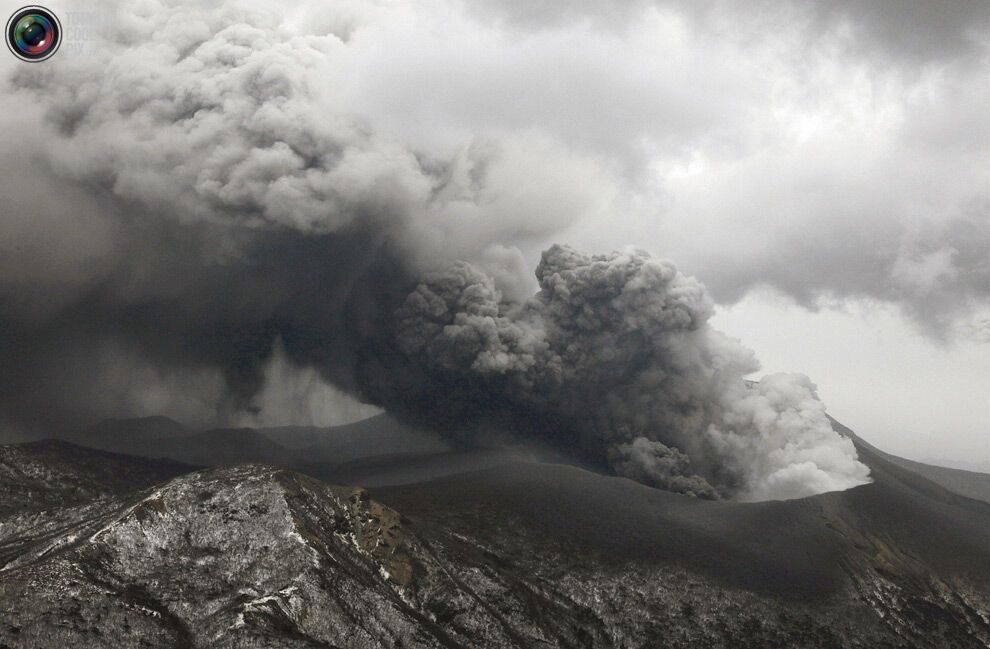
2, 426, 990, 648
64, 418, 301, 466
261, 414, 449, 463
144, 427, 299, 466
0, 450, 616, 648
0, 440, 190, 515
830, 419, 990, 505
371, 434, 990, 648
69, 414, 990, 506
881, 456, 990, 504
63, 414, 450, 469
63, 417, 194, 456
300, 448, 533, 488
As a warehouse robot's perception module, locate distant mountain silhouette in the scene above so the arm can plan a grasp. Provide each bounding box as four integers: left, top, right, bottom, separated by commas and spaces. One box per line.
260, 413, 448, 463
65, 413, 449, 469
145, 427, 298, 466
65, 416, 193, 455
830, 418, 990, 505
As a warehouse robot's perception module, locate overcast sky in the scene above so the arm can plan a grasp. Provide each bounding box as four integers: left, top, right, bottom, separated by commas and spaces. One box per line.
1, 0, 988, 467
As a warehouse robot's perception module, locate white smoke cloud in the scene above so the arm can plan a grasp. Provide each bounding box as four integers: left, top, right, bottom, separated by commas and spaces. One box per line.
709, 374, 870, 501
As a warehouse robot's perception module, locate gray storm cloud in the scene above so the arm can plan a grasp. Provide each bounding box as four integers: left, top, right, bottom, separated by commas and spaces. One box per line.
0, 0, 874, 499
477, 0, 990, 63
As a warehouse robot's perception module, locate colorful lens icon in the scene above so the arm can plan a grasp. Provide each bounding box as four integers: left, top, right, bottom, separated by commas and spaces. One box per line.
6, 6, 61, 62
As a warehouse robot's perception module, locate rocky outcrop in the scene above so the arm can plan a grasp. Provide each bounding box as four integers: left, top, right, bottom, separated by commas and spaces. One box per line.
1, 465, 431, 647
0, 463, 610, 648
2, 439, 990, 648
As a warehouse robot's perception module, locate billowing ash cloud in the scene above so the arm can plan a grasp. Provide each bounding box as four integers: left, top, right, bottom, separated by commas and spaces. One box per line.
1, 0, 581, 427
0, 0, 872, 499
381, 245, 869, 500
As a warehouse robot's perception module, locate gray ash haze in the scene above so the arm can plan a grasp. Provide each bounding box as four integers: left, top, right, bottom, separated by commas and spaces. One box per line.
0, 0, 988, 489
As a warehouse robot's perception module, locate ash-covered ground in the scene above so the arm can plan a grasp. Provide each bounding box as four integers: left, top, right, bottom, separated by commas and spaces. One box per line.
2, 417, 990, 648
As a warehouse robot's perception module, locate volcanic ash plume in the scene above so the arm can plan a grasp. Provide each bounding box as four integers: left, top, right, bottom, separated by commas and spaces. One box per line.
0, 0, 870, 501
388, 245, 871, 501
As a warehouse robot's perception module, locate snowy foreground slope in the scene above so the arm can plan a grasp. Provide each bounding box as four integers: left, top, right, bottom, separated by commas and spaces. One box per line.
1, 430, 990, 648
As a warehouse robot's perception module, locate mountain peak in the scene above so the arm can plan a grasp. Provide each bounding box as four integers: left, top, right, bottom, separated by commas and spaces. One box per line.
1, 463, 428, 646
